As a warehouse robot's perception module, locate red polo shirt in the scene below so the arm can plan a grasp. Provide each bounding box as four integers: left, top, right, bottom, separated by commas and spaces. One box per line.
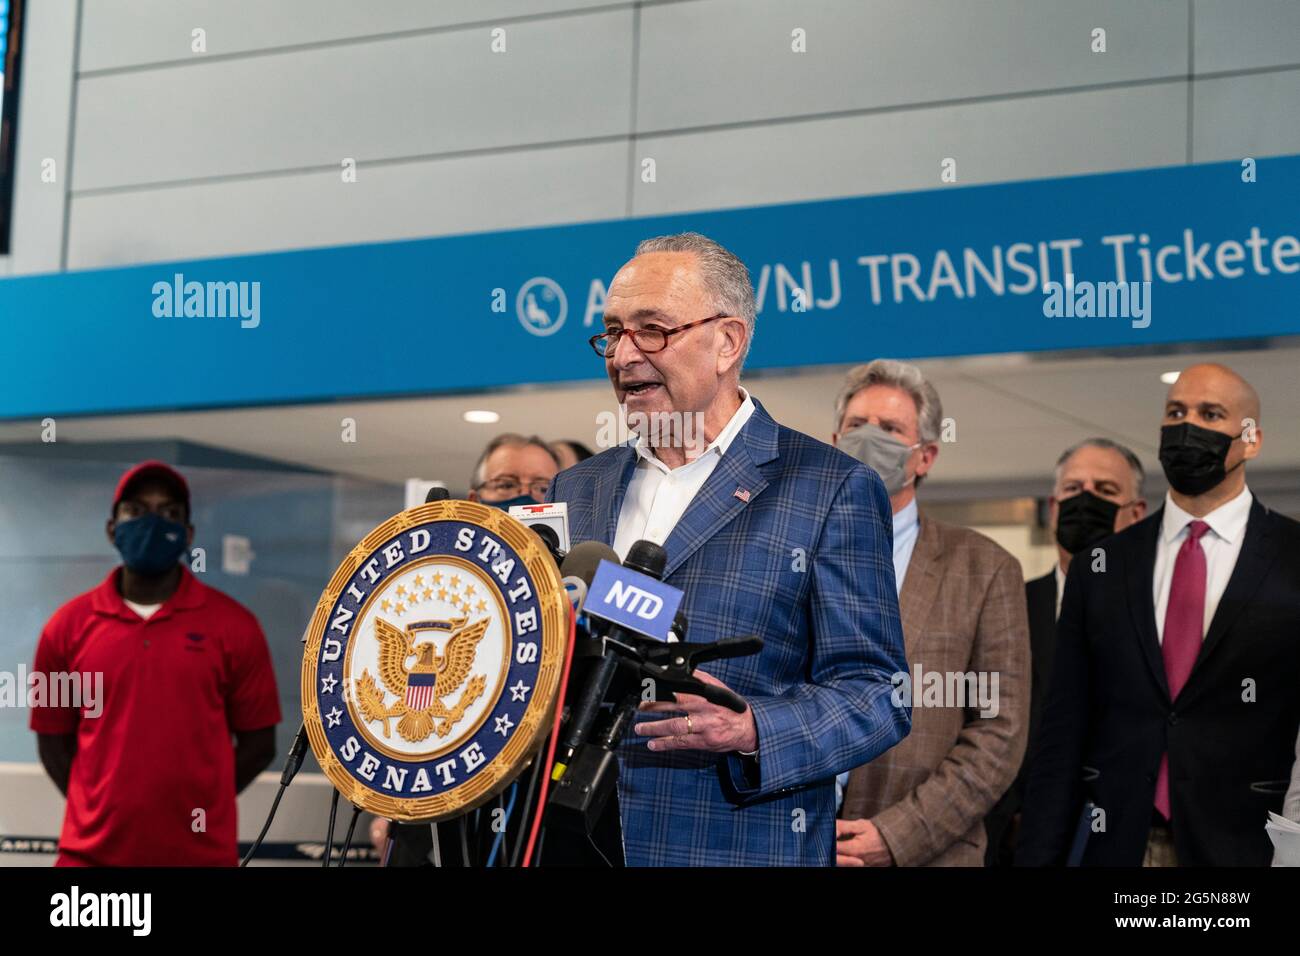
29, 567, 281, 866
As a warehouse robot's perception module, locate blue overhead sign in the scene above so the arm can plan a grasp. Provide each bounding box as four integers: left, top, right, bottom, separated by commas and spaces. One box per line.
2, 155, 1298, 419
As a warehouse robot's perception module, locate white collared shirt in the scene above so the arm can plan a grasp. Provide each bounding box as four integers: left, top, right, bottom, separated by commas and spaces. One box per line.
612, 387, 755, 561
1054, 563, 1067, 621
1152, 485, 1252, 643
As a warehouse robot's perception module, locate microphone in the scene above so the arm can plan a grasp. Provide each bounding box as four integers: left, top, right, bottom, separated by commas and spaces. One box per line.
553, 540, 666, 779
558, 540, 614, 641
560, 576, 587, 615
625, 539, 668, 577
556, 540, 615, 656
559, 540, 619, 589
530, 524, 565, 566
619, 539, 668, 585
509, 501, 571, 553
548, 542, 761, 841
424, 486, 450, 503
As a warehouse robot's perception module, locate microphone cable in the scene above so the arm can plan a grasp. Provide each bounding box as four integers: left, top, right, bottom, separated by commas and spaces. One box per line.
240, 721, 310, 867
508, 744, 547, 868
487, 782, 519, 867
336, 805, 363, 867
522, 600, 577, 867
322, 789, 339, 867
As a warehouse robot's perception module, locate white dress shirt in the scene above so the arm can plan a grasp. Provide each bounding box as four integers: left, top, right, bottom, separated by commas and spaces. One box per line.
1152, 485, 1252, 643
835, 498, 918, 810
1283, 726, 1300, 826
1054, 563, 1066, 621
612, 387, 756, 560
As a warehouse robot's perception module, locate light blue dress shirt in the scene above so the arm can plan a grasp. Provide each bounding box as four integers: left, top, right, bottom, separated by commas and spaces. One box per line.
890, 497, 920, 596
835, 498, 919, 810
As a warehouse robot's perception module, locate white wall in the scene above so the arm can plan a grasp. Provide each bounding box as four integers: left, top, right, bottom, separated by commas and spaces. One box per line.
4, 0, 1299, 275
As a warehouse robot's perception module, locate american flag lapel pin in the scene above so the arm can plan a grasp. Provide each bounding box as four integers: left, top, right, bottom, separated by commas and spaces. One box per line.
734, 487, 751, 503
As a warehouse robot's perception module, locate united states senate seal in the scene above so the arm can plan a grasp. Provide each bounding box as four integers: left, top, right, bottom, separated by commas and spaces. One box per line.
301, 500, 567, 821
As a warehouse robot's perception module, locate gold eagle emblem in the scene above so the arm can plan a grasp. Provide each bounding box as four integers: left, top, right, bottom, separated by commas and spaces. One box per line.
355, 616, 489, 742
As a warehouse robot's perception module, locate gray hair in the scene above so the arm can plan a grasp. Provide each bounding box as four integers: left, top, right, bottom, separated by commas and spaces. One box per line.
833, 359, 944, 444
634, 232, 756, 365
1054, 438, 1145, 498
471, 433, 559, 488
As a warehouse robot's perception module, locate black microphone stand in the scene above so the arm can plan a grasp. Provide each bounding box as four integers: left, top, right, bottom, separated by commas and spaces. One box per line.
546, 630, 763, 846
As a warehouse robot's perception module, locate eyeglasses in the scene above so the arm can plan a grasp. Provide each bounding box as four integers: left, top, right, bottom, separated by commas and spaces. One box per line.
474, 476, 551, 499
588, 313, 730, 358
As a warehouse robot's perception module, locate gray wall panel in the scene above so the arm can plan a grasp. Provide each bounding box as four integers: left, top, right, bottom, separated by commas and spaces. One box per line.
633, 83, 1187, 215
67, 141, 628, 268
72, 9, 634, 191
79, 0, 624, 72
1193, 70, 1300, 161
5, 0, 1291, 272
1195, 0, 1300, 73
637, 0, 1186, 132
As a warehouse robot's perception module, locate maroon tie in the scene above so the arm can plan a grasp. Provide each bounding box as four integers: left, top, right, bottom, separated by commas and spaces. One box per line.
1154, 519, 1210, 820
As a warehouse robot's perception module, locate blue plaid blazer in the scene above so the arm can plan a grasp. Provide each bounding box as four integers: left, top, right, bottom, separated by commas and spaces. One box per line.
548, 399, 910, 866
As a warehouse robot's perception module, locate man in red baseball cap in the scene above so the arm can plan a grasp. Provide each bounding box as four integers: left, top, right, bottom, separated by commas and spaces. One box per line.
30, 460, 282, 866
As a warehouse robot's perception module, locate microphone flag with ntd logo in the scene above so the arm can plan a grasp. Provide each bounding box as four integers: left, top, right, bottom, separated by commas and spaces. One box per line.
585, 559, 683, 642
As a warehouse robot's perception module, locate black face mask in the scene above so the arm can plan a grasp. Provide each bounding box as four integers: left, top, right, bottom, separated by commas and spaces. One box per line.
1159, 422, 1239, 496
1055, 490, 1121, 555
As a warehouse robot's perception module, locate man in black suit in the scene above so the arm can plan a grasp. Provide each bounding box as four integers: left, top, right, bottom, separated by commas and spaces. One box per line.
984, 437, 1146, 864
1018, 362, 1300, 866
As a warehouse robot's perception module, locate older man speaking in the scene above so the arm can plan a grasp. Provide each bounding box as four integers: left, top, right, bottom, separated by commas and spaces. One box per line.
547, 233, 909, 865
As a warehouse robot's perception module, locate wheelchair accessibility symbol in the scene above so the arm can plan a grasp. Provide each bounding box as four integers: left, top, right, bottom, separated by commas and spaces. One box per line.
516, 277, 567, 337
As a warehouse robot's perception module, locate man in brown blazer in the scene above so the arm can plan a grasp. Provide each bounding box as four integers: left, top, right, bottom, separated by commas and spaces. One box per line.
831, 360, 1031, 866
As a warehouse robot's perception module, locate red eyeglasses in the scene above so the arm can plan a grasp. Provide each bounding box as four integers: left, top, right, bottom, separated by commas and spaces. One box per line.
588, 313, 730, 358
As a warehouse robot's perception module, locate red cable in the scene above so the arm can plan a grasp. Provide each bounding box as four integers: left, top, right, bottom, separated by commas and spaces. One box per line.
522, 600, 576, 867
